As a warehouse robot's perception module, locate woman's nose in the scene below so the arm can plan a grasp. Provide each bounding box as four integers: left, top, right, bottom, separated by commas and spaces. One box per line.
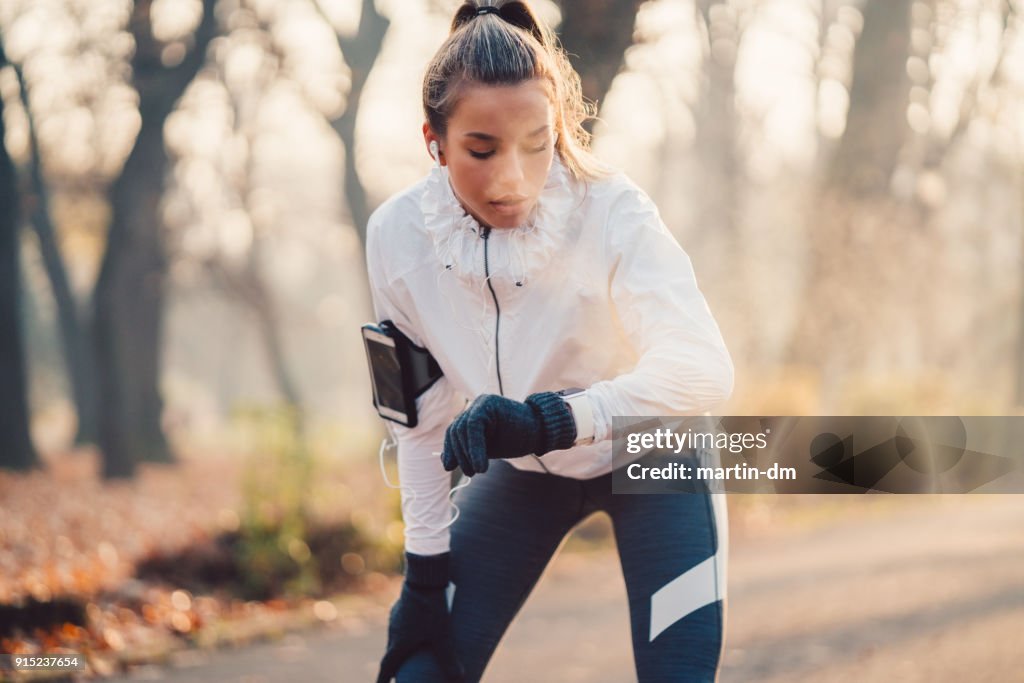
494, 151, 526, 190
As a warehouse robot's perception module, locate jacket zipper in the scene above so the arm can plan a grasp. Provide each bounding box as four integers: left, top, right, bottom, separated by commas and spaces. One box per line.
481, 226, 552, 474
480, 226, 505, 396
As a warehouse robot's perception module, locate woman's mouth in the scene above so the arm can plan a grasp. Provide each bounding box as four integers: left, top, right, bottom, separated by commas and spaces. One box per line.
489, 199, 527, 217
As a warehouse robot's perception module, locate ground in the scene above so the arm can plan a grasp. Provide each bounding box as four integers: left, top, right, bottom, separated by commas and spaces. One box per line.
109, 494, 1024, 682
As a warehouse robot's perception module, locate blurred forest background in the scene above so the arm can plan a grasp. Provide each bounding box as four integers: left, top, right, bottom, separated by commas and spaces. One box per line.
1, 0, 1022, 674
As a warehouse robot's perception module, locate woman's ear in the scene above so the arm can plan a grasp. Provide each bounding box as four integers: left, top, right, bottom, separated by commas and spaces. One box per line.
422, 122, 445, 167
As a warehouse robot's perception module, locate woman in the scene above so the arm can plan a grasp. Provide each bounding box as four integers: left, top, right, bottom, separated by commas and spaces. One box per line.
367, 2, 734, 680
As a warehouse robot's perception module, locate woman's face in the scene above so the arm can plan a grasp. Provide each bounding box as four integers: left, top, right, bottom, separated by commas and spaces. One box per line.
425, 79, 556, 229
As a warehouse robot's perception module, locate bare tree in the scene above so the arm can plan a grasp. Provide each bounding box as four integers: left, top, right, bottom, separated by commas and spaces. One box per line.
311, 0, 389, 249
11, 55, 99, 446
785, 0, 915, 389
556, 0, 646, 132
693, 0, 742, 243
94, 0, 218, 478
0, 38, 39, 471
208, 31, 304, 418
1017, 159, 1024, 406
826, 0, 914, 197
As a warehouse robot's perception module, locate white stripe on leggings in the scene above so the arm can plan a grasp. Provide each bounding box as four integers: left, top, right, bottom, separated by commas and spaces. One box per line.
649, 490, 728, 642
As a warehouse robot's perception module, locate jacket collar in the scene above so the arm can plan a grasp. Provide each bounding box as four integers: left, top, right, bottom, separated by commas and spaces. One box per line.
420, 153, 579, 289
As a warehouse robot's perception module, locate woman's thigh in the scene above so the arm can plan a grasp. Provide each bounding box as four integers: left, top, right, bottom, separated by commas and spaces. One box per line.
397, 461, 584, 682
606, 489, 728, 683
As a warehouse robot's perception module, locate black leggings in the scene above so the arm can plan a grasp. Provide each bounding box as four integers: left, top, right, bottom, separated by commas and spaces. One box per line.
396, 460, 728, 682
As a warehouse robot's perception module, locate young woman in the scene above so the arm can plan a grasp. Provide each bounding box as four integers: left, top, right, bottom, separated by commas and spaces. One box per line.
367, 2, 734, 681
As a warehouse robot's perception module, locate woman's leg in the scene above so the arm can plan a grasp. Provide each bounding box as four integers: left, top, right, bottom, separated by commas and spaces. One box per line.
397, 461, 585, 682
604, 487, 728, 682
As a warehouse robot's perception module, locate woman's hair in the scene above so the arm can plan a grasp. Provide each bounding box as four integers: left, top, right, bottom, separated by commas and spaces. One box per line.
423, 0, 610, 182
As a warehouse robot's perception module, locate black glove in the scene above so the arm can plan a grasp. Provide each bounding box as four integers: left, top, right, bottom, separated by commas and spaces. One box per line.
376, 552, 463, 683
440, 392, 577, 477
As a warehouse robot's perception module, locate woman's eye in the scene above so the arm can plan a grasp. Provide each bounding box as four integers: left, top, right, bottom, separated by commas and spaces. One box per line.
469, 150, 495, 159
531, 144, 549, 153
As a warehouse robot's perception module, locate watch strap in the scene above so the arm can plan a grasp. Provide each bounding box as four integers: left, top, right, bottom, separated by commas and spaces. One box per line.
556, 387, 595, 446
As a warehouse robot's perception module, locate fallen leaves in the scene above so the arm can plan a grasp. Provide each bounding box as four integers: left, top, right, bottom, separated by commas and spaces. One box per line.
0, 447, 242, 608
0, 445, 400, 678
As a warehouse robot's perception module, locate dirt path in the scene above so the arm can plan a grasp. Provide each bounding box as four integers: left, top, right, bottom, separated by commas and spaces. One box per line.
114, 495, 1024, 682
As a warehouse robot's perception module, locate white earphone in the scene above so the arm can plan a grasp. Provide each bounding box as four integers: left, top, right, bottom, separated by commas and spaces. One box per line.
378, 413, 471, 533
429, 140, 441, 166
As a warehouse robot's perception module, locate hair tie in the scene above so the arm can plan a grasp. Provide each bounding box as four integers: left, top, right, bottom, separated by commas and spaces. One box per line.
475, 5, 500, 17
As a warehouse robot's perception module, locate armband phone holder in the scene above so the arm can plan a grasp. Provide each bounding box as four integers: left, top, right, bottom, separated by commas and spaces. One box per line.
361, 320, 443, 428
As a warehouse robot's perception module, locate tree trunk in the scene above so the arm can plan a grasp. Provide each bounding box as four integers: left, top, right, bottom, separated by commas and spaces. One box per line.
320, 0, 389, 249
0, 42, 39, 471
826, 0, 913, 198
1016, 168, 1024, 407
95, 112, 171, 475
693, 0, 740, 243
251, 283, 303, 414
13, 61, 99, 445
556, 0, 646, 132
204, 259, 305, 419
93, 0, 218, 478
225, 47, 306, 421
786, 0, 913, 377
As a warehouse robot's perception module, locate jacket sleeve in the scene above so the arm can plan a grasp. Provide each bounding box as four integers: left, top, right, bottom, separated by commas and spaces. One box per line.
585, 187, 734, 442
366, 212, 464, 556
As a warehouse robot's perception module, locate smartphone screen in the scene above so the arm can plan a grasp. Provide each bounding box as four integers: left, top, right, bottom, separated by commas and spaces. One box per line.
365, 337, 406, 416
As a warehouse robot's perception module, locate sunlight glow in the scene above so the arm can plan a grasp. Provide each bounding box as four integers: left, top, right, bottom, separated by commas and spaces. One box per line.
151, 0, 202, 43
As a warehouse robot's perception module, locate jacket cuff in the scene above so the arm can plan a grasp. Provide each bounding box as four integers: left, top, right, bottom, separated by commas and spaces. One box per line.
525, 391, 577, 454
405, 551, 450, 589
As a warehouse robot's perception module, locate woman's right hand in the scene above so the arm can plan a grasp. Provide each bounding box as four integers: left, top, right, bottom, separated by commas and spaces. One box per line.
441, 392, 576, 476
376, 552, 464, 682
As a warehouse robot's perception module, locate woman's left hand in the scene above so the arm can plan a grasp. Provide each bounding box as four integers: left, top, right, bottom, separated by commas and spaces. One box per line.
440, 392, 577, 476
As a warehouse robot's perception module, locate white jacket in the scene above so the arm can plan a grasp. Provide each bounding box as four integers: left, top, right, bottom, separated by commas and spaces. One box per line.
366, 154, 734, 555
